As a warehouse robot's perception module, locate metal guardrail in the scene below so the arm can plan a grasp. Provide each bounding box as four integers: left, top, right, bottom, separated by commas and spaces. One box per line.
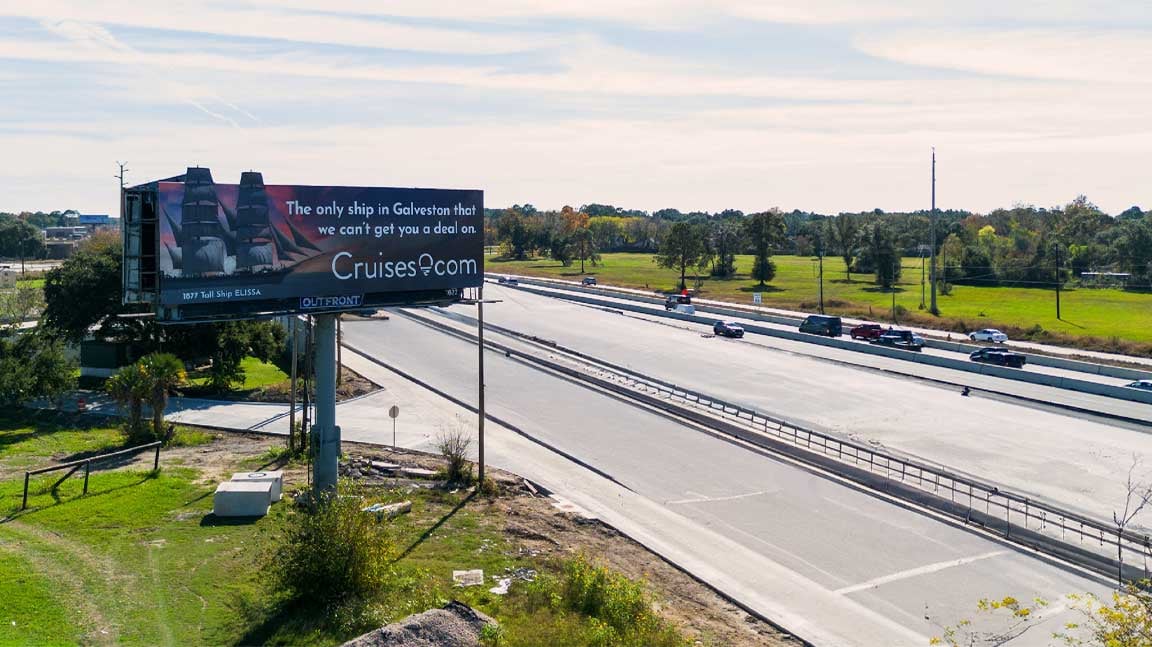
587, 359, 1152, 581
21, 441, 162, 510
415, 308, 1152, 582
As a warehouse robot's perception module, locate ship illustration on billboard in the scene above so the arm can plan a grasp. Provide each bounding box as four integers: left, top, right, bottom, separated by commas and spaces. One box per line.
160, 167, 321, 282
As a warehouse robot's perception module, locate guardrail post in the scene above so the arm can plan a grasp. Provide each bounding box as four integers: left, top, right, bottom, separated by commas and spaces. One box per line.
153, 443, 161, 472
83, 460, 90, 495
22, 472, 29, 510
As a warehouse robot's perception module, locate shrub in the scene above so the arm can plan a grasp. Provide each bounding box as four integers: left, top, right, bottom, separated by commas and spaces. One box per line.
437, 427, 474, 486
276, 482, 395, 605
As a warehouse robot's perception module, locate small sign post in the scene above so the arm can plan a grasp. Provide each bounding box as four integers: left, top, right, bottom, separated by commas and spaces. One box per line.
388, 405, 400, 449
753, 293, 762, 305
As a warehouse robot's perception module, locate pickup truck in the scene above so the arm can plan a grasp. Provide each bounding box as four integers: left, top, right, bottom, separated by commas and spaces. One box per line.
849, 323, 885, 340
969, 347, 1027, 368
870, 329, 925, 352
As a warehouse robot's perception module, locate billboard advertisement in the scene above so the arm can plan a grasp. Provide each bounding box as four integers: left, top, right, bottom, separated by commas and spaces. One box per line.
155, 168, 483, 316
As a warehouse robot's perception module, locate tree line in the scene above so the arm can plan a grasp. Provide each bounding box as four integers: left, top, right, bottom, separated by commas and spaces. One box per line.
0, 231, 287, 410
488, 197, 1152, 290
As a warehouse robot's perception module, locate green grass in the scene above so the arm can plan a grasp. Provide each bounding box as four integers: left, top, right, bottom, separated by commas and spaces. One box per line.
0, 413, 123, 474
488, 252, 1152, 352
16, 278, 45, 289
186, 356, 288, 391
0, 545, 76, 646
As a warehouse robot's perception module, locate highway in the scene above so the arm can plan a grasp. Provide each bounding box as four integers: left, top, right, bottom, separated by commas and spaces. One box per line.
440, 284, 1152, 529
513, 281, 1152, 403
342, 313, 1111, 646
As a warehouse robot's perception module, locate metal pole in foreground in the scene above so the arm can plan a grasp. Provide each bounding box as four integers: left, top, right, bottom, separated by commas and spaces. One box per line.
929, 147, 939, 315
289, 317, 298, 453
477, 285, 486, 486
313, 314, 340, 494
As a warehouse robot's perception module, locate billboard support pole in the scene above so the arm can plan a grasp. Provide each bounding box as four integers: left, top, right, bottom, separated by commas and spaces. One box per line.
313, 314, 340, 495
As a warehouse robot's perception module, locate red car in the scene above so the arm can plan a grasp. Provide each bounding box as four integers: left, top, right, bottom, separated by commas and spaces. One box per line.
850, 323, 884, 340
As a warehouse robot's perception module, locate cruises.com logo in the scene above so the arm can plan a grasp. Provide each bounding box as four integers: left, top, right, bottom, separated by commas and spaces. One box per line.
331, 251, 479, 281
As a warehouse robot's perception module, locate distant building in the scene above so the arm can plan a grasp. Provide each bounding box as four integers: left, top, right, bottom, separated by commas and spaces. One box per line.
45, 226, 88, 240
78, 214, 118, 230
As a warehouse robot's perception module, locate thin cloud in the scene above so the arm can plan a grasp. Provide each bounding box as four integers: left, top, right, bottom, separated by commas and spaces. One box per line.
38, 19, 258, 128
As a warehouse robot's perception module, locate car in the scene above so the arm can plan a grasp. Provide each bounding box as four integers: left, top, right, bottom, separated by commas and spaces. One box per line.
849, 323, 884, 341
713, 321, 745, 338
581, 276, 597, 286
798, 314, 842, 337
664, 294, 692, 310
969, 347, 1027, 368
871, 329, 925, 351
1125, 379, 1152, 391
969, 328, 1008, 343
497, 276, 518, 285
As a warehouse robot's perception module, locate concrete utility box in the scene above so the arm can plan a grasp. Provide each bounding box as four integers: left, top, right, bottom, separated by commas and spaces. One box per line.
213, 481, 273, 517
230, 471, 284, 502
674, 304, 696, 315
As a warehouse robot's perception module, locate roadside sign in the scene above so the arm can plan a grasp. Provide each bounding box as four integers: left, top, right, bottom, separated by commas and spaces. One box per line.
389, 405, 400, 449
753, 293, 762, 304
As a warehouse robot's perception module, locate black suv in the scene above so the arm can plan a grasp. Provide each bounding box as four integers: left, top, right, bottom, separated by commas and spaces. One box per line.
664, 294, 692, 310
871, 329, 925, 351
713, 321, 745, 338
969, 347, 1027, 368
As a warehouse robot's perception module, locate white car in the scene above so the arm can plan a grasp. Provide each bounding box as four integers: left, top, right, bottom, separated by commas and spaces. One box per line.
1125, 380, 1152, 391
969, 328, 1008, 343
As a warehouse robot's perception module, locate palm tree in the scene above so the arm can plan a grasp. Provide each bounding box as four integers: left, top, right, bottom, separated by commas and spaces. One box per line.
105, 363, 149, 441
138, 353, 186, 441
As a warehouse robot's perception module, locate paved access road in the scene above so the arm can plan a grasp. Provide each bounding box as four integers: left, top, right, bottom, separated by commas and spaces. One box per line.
342, 315, 1111, 647
442, 284, 1152, 530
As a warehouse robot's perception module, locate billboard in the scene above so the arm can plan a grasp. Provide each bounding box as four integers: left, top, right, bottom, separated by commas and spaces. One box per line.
154, 168, 482, 318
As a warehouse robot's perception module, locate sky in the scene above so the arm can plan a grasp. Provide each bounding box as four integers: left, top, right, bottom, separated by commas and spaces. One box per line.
1, 1, 1150, 216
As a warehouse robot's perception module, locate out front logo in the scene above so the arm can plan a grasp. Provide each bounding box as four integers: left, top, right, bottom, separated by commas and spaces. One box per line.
331, 251, 479, 281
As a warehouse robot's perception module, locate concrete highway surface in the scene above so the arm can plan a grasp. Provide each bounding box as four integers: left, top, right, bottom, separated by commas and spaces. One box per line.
446, 284, 1152, 530
343, 314, 1113, 647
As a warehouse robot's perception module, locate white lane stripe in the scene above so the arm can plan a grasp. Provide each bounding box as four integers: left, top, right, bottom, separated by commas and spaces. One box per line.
667, 490, 769, 505
835, 550, 1008, 595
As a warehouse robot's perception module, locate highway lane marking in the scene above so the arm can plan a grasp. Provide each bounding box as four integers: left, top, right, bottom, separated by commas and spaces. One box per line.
833, 550, 1009, 595
667, 490, 770, 505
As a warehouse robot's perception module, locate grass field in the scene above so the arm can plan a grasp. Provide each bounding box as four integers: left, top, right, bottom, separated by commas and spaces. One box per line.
184, 356, 290, 399
487, 252, 1152, 352
0, 413, 691, 646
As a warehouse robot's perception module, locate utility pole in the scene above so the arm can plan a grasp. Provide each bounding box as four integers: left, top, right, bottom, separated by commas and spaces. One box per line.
817, 237, 825, 315
929, 148, 938, 315
1054, 242, 1062, 320
115, 161, 129, 189
477, 284, 486, 486
920, 250, 926, 309
289, 316, 298, 454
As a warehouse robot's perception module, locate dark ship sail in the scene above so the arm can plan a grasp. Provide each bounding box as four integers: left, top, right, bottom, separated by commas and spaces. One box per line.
179, 167, 228, 275
233, 171, 276, 272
